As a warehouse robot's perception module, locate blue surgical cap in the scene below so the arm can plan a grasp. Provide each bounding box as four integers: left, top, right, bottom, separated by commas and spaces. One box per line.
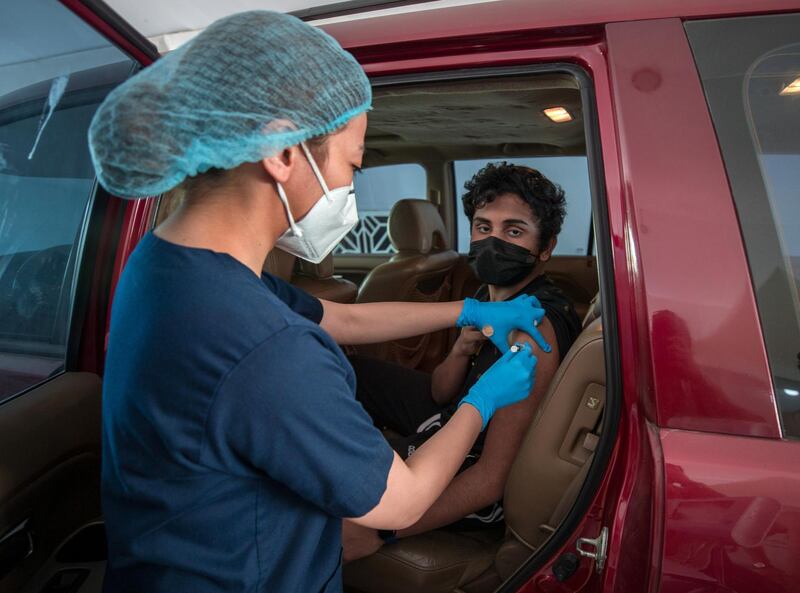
88, 11, 371, 198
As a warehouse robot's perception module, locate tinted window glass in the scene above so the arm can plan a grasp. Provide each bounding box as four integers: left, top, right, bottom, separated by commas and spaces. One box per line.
453, 156, 592, 255
335, 163, 427, 255
0, 0, 136, 402
687, 14, 800, 437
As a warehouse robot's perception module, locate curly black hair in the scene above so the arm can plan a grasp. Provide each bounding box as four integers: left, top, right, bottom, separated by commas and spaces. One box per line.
462, 162, 567, 251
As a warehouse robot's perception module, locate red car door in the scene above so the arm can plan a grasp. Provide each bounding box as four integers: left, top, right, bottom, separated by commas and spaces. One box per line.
605, 15, 800, 593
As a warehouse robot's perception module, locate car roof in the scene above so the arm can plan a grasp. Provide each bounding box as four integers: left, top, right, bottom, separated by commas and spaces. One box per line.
107, 0, 800, 53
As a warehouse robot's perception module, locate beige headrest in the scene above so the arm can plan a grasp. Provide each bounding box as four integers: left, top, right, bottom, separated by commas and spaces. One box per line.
295, 253, 335, 279
388, 199, 448, 254
263, 248, 295, 282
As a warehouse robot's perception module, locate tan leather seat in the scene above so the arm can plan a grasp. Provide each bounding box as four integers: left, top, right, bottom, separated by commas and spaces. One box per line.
494, 316, 604, 581
443, 257, 483, 350
263, 249, 358, 304
293, 255, 358, 304
582, 291, 601, 328
343, 317, 605, 593
263, 248, 296, 282
355, 199, 459, 371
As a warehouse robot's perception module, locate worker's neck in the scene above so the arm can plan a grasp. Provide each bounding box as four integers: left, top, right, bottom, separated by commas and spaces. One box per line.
488, 267, 542, 302
154, 181, 287, 277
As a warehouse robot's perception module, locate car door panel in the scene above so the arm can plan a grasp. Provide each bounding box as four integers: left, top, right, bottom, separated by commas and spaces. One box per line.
0, 373, 102, 593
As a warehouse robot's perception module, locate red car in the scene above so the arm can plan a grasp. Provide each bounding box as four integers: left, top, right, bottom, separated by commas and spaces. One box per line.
1, 1, 798, 592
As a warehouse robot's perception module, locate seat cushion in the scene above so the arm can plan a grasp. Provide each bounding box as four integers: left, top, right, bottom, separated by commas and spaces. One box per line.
343, 526, 504, 593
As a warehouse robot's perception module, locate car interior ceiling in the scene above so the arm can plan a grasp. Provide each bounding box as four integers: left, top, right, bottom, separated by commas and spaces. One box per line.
27, 71, 605, 593
363, 74, 586, 165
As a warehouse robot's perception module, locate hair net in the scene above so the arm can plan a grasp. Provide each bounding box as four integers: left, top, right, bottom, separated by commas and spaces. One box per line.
88, 10, 371, 198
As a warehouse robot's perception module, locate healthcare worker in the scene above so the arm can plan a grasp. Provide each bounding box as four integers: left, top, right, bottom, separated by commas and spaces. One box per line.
90, 11, 547, 593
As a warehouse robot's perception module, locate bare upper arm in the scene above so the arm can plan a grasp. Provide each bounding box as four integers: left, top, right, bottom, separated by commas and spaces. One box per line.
347, 451, 417, 529
477, 318, 561, 483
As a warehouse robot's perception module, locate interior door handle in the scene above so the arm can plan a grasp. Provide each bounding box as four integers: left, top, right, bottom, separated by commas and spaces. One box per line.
0, 519, 34, 579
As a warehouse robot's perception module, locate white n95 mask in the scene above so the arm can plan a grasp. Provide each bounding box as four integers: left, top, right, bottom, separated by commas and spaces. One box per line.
275, 142, 359, 264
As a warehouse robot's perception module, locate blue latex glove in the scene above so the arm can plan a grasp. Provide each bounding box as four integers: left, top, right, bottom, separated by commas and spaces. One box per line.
459, 342, 537, 430
457, 294, 551, 353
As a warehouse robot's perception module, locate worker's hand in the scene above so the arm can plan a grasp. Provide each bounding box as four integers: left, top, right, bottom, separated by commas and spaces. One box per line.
452, 326, 488, 357
342, 520, 383, 564
459, 342, 537, 430
457, 295, 551, 353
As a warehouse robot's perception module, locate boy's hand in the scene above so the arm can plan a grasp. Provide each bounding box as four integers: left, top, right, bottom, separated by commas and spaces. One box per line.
453, 326, 488, 357
457, 295, 551, 353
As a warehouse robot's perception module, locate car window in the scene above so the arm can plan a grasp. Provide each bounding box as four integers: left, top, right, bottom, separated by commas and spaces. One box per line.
687, 14, 800, 438
453, 156, 593, 255
0, 0, 136, 403
335, 163, 427, 255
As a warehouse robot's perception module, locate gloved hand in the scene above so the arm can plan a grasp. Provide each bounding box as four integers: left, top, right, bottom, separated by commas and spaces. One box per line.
459, 342, 537, 430
457, 295, 551, 353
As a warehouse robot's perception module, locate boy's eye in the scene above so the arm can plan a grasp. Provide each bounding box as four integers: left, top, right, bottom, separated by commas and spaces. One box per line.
507, 228, 523, 238
475, 224, 490, 233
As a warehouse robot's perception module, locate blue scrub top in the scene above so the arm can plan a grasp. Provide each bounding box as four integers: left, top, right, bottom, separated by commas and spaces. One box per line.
102, 232, 393, 593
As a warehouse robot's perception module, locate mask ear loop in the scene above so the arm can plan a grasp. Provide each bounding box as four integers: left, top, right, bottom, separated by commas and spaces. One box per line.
300, 142, 332, 200
276, 182, 303, 238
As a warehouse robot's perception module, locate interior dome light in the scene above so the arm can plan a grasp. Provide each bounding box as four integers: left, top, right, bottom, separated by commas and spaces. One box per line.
543, 107, 573, 123
779, 77, 800, 95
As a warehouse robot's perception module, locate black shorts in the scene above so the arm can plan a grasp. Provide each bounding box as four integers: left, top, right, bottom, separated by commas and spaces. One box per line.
349, 355, 504, 528
349, 354, 445, 459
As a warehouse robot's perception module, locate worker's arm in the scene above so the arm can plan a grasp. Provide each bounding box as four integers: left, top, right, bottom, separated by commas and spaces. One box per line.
397, 320, 560, 535
342, 322, 558, 563
320, 299, 461, 346
348, 404, 482, 530
347, 343, 537, 530
320, 295, 549, 352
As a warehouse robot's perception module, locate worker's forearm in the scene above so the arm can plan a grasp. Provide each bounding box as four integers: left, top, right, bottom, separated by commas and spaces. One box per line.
350, 404, 482, 529
397, 463, 503, 537
404, 404, 481, 504
321, 300, 463, 345
430, 352, 470, 405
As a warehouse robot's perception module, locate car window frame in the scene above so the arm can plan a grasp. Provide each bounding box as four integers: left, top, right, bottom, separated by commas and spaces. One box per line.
365, 61, 620, 590
686, 13, 800, 439
0, 7, 140, 405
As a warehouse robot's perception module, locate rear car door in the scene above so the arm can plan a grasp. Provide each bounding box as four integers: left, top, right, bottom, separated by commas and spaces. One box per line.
605, 13, 800, 593
0, 2, 140, 591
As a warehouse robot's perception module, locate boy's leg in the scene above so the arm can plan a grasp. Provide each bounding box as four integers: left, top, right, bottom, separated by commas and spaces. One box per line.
349, 355, 444, 436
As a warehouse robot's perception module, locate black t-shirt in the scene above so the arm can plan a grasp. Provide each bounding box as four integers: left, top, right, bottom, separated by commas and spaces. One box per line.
444, 274, 582, 455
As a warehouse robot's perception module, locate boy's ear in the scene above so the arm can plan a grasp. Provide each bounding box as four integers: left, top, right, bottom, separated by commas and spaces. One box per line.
539, 237, 557, 262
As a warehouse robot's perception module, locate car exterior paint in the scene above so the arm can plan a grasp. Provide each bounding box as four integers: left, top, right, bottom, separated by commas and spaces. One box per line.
60, 0, 800, 591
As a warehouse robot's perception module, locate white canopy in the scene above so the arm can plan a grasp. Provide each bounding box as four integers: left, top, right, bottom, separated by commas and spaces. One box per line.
103, 0, 496, 52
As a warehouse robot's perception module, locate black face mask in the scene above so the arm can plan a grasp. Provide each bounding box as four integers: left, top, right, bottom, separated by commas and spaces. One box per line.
468, 236, 538, 287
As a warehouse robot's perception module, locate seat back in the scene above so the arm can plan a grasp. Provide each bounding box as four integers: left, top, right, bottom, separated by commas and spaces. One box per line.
263, 248, 296, 282
294, 254, 358, 303
263, 249, 358, 304
496, 317, 605, 577
582, 291, 601, 328
356, 199, 459, 370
